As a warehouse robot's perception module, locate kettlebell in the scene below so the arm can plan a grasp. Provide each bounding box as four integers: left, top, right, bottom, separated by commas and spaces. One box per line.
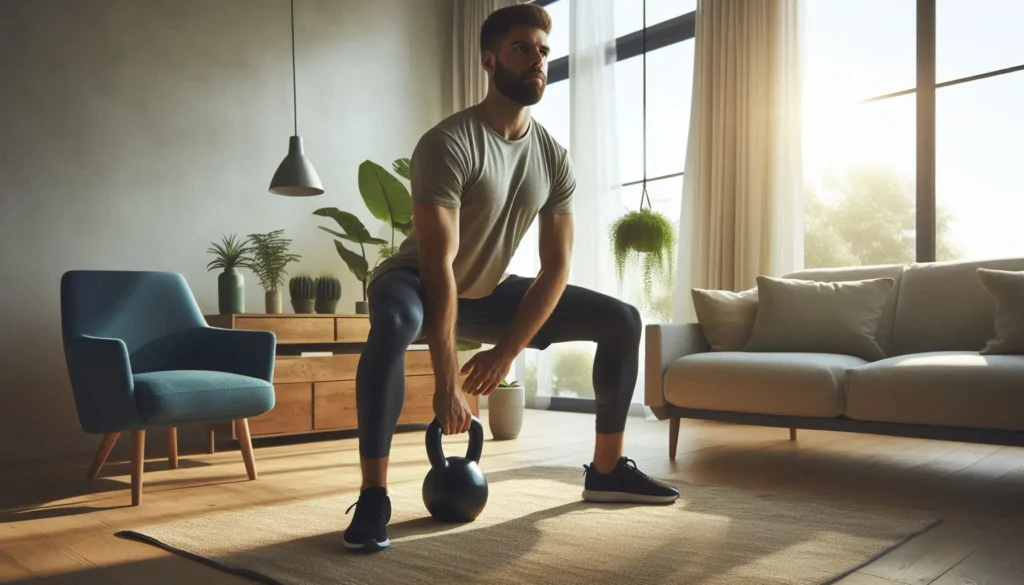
422, 416, 488, 523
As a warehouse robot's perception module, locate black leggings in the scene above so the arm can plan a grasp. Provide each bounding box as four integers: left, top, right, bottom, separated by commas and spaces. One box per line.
355, 267, 643, 458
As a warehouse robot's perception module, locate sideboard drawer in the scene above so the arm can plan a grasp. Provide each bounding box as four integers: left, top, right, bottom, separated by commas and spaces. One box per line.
275, 354, 361, 383
313, 381, 357, 430
248, 382, 312, 436
335, 317, 371, 343
235, 316, 335, 344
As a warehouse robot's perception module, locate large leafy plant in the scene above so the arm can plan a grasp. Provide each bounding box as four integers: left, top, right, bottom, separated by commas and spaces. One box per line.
246, 229, 301, 293
314, 157, 414, 301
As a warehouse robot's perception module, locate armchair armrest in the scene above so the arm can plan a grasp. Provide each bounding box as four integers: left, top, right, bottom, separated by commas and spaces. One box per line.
189, 327, 277, 383
63, 334, 139, 433
645, 323, 709, 408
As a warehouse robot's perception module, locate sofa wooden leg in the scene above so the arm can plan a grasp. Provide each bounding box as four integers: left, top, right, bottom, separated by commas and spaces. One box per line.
235, 419, 257, 481
789, 428, 797, 441
88, 432, 120, 480
207, 426, 216, 454
131, 430, 146, 507
167, 428, 179, 469
669, 417, 680, 460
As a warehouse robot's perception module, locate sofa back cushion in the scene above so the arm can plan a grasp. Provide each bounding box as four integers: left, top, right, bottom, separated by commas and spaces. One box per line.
783, 264, 906, 356
891, 257, 1024, 355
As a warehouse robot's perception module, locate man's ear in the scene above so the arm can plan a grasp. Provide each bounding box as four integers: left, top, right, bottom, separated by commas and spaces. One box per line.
481, 51, 496, 75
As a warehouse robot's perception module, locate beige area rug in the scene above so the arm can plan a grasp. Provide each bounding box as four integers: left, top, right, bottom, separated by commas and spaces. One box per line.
117, 466, 940, 585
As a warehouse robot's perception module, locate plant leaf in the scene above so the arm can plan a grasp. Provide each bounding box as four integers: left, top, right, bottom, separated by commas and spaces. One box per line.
334, 240, 369, 281
392, 158, 411, 181
394, 220, 414, 237
313, 208, 376, 243
358, 160, 412, 227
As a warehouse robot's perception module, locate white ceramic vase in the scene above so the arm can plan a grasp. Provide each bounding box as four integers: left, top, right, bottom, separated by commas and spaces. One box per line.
488, 384, 524, 440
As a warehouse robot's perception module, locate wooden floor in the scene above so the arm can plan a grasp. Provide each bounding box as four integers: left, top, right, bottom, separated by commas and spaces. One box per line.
1, 409, 1023, 584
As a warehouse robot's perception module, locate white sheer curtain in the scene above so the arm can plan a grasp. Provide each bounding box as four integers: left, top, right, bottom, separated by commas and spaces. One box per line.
672, 0, 805, 323
513, 0, 621, 403
452, 0, 524, 114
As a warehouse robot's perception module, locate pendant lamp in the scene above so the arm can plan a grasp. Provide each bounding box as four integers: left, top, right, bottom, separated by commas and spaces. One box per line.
269, 0, 323, 196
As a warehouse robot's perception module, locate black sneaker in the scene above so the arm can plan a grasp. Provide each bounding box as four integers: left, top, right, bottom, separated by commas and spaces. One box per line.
582, 457, 680, 504
343, 487, 391, 551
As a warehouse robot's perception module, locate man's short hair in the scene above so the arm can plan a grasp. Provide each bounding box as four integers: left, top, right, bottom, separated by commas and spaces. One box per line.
479, 4, 552, 55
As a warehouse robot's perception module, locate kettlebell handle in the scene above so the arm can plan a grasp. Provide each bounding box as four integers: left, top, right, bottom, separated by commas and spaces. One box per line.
426, 416, 484, 469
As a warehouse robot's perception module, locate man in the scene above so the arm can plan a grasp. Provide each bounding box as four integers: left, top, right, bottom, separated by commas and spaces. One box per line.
343, 4, 679, 552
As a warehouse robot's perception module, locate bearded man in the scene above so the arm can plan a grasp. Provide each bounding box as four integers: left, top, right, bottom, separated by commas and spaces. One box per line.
342, 3, 679, 553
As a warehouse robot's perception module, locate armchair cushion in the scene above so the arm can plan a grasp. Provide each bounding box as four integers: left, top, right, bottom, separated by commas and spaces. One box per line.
134, 370, 274, 426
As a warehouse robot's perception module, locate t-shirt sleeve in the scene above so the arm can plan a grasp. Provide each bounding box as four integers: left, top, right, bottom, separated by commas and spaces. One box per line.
410, 129, 469, 209
541, 148, 575, 215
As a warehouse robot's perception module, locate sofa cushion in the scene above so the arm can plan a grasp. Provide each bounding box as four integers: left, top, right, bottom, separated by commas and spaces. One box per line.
891, 257, 1024, 355
663, 352, 867, 418
134, 370, 275, 425
744, 276, 895, 361
691, 287, 759, 351
846, 352, 1024, 431
976, 268, 1024, 355
783, 264, 906, 356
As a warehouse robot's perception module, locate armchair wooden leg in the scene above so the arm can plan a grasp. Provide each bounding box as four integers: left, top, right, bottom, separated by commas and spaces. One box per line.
167, 427, 178, 469
234, 419, 257, 481
790, 428, 797, 441
669, 417, 680, 460
131, 430, 146, 506
207, 426, 216, 454
88, 432, 120, 480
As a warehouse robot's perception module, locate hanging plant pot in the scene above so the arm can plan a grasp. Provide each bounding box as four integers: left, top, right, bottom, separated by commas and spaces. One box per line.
610, 207, 675, 297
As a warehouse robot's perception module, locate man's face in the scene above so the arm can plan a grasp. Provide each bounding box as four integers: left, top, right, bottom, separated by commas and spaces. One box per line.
488, 25, 550, 106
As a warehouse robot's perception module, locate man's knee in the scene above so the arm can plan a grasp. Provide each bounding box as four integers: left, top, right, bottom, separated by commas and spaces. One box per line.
608, 301, 643, 345
369, 301, 423, 345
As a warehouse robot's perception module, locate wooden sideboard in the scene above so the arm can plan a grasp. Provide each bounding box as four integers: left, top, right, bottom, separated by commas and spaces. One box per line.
204, 313, 477, 444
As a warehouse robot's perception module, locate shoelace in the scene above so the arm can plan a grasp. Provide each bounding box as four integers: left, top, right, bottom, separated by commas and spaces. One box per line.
582, 457, 650, 479
345, 493, 388, 521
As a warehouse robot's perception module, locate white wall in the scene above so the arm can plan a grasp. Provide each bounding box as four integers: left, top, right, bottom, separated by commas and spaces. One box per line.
0, 0, 453, 464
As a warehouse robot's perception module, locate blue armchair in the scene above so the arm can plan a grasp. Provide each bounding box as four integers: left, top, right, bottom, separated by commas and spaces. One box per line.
60, 270, 276, 506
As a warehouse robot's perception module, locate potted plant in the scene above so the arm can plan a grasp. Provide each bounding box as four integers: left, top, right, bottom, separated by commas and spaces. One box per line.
315, 275, 341, 313
289, 275, 315, 313
488, 378, 524, 440
247, 229, 301, 314
610, 185, 675, 307
206, 234, 252, 314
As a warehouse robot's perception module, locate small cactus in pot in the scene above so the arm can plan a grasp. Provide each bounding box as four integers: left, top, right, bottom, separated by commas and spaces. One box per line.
289, 275, 315, 313
315, 276, 341, 314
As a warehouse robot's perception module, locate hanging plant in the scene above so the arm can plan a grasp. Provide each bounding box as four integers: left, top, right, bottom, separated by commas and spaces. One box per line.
610, 186, 675, 299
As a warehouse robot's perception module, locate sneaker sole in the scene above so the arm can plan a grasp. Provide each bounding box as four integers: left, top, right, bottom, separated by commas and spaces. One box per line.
344, 537, 390, 551
581, 489, 679, 505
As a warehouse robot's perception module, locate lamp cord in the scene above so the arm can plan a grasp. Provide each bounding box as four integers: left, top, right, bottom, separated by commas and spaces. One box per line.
291, 0, 297, 136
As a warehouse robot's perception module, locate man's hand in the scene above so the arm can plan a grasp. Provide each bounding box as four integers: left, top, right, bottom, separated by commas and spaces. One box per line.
461, 345, 516, 396
433, 384, 474, 435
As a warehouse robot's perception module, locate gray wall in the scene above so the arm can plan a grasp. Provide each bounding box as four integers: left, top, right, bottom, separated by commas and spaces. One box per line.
0, 0, 453, 464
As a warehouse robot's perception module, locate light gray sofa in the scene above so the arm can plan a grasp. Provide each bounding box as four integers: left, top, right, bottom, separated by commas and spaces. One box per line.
645, 257, 1024, 457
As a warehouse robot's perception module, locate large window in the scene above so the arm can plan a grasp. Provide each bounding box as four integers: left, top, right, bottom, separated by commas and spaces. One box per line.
519, 0, 696, 405
803, 0, 1024, 269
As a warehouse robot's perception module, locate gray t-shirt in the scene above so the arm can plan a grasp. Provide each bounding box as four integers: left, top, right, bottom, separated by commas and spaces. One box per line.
371, 104, 575, 299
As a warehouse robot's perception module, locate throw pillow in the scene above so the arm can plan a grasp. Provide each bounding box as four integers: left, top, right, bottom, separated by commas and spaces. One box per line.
743, 275, 896, 361
691, 287, 759, 351
977, 268, 1024, 354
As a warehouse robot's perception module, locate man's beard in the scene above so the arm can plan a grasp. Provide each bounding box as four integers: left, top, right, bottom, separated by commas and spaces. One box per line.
493, 59, 545, 106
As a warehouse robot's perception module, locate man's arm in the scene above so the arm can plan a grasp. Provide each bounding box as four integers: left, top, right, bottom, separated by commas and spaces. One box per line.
498, 212, 574, 355
415, 202, 473, 434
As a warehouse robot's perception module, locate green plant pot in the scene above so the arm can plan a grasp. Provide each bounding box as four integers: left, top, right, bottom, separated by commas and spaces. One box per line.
291, 298, 315, 313
217, 268, 244, 314
315, 300, 339, 314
